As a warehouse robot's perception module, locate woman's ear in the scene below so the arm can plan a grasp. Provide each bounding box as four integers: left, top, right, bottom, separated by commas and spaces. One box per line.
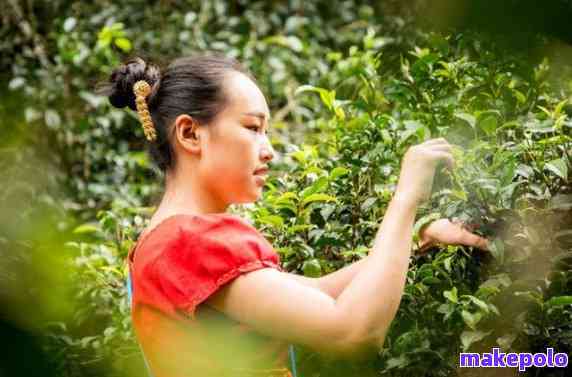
174, 114, 201, 155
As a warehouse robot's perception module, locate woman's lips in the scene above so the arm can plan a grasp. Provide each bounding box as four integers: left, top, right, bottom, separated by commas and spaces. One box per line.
254, 167, 269, 175
253, 166, 269, 186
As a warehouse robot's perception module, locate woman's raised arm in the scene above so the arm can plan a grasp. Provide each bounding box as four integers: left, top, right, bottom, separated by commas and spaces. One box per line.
284, 219, 489, 299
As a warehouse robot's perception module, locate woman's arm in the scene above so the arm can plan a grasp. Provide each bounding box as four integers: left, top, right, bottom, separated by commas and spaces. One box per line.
285, 219, 489, 299
284, 257, 368, 299
207, 194, 417, 359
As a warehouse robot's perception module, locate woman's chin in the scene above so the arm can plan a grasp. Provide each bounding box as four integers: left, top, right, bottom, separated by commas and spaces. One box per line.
236, 188, 263, 204
253, 178, 265, 193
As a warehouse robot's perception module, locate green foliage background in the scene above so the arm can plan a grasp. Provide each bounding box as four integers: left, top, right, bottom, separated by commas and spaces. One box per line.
1, 1, 571, 376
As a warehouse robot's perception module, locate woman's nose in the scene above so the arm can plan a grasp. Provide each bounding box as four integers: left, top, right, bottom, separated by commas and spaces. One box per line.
260, 138, 275, 163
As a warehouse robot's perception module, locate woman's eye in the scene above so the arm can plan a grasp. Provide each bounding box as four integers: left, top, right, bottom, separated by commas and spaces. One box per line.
247, 125, 260, 132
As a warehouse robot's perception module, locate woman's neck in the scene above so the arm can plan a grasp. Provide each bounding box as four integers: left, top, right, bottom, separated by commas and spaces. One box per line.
156, 170, 229, 216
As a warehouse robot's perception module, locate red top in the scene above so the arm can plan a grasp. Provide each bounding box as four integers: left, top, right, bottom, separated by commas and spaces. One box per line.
127, 213, 293, 377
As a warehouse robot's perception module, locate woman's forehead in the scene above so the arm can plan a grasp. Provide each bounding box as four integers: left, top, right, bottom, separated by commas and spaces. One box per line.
225, 72, 270, 118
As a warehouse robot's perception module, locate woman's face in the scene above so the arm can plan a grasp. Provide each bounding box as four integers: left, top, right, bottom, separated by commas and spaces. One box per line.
197, 71, 275, 206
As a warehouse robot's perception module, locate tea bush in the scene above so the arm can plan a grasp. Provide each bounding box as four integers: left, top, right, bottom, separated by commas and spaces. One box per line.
2, 1, 571, 376
245, 31, 571, 376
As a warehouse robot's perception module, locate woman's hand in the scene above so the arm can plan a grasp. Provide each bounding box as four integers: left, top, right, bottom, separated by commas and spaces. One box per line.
394, 138, 455, 206
417, 219, 489, 254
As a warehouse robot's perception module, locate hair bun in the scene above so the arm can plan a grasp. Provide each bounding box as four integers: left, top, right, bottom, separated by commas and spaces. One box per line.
107, 57, 160, 111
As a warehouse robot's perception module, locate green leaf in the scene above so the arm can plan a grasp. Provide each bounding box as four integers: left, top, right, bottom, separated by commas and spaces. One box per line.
554, 99, 568, 118
263, 35, 304, 52
334, 104, 345, 120
300, 177, 329, 199
329, 166, 350, 180
345, 116, 369, 129
398, 120, 429, 147
478, 115, 498, 135
289, 224, 313, 233
451, 189, 468, 201
544, 158, 568, 181
464, 295, 490, 314
258, 215, 284, 228
294, 85, 335, 110
496, 333, 517, 349
72, 223, 100, 235
497, 120, 520, 132
275, 192, 297, 202
386, 355, 409, 369
461, 330, 491, 351
461, 310, 482, 330
478, 274, 511, 295
360, 197, 377, 212
97, 23, 125, 49
443, 287, 458, 303
515, 164, 535, 179
488, 238, 505, 264
443, 256, 452, 273
273, 192, 298, 213
114, 37, 132, 52
302, 166, 322, 178
127, 151, 150, 168
437, 303, 454, 319
422, 277, 441, 285
301, 193, 337, 206
290, 150, 307, 164
512, 89, 526, 104
302, 259, 322, 277
545, 296, 572, 308
526, 118, 555, 133
454, 112, 476, 129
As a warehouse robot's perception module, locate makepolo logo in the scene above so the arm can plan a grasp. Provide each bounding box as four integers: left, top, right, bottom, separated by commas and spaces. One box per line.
459, 348, 568, 372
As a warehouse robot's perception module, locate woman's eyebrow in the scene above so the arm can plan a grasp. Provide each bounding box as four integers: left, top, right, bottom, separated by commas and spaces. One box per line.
242, 111, 270, 121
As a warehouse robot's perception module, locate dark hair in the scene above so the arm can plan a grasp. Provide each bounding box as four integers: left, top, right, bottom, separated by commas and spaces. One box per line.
101, 53, 253, 173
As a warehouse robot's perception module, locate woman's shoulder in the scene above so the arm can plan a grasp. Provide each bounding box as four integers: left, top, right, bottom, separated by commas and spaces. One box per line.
129, 212, 279, 268
136, 212, 245, 246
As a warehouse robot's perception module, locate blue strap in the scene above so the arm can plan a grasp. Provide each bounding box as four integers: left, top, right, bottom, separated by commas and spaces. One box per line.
288, 344, 298, 377
127, 270, 298, 376
126, 271, 133, 303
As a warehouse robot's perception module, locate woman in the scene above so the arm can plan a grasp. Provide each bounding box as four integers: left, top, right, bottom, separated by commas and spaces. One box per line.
106, 54, 488, 377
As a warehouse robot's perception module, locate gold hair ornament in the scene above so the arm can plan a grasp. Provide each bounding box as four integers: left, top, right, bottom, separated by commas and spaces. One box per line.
133, 80, 157, 142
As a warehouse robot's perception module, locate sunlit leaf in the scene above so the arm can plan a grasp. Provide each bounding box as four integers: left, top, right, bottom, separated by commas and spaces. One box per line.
544, 158, 568, 180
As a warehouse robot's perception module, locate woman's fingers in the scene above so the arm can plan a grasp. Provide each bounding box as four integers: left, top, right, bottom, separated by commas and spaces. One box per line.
423, 137, 450, 145
428, 144, 453, 152
430, 150, 455, 169
424, 139, 455, 157
460, 229, 489, 250
451, 219, 488, 250
396, 137, 455, 205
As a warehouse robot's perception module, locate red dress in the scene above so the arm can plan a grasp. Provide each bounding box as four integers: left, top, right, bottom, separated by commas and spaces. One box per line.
127, 213, 293, 377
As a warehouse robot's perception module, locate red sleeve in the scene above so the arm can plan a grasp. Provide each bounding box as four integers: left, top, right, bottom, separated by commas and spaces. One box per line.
151, 213, 283, 318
